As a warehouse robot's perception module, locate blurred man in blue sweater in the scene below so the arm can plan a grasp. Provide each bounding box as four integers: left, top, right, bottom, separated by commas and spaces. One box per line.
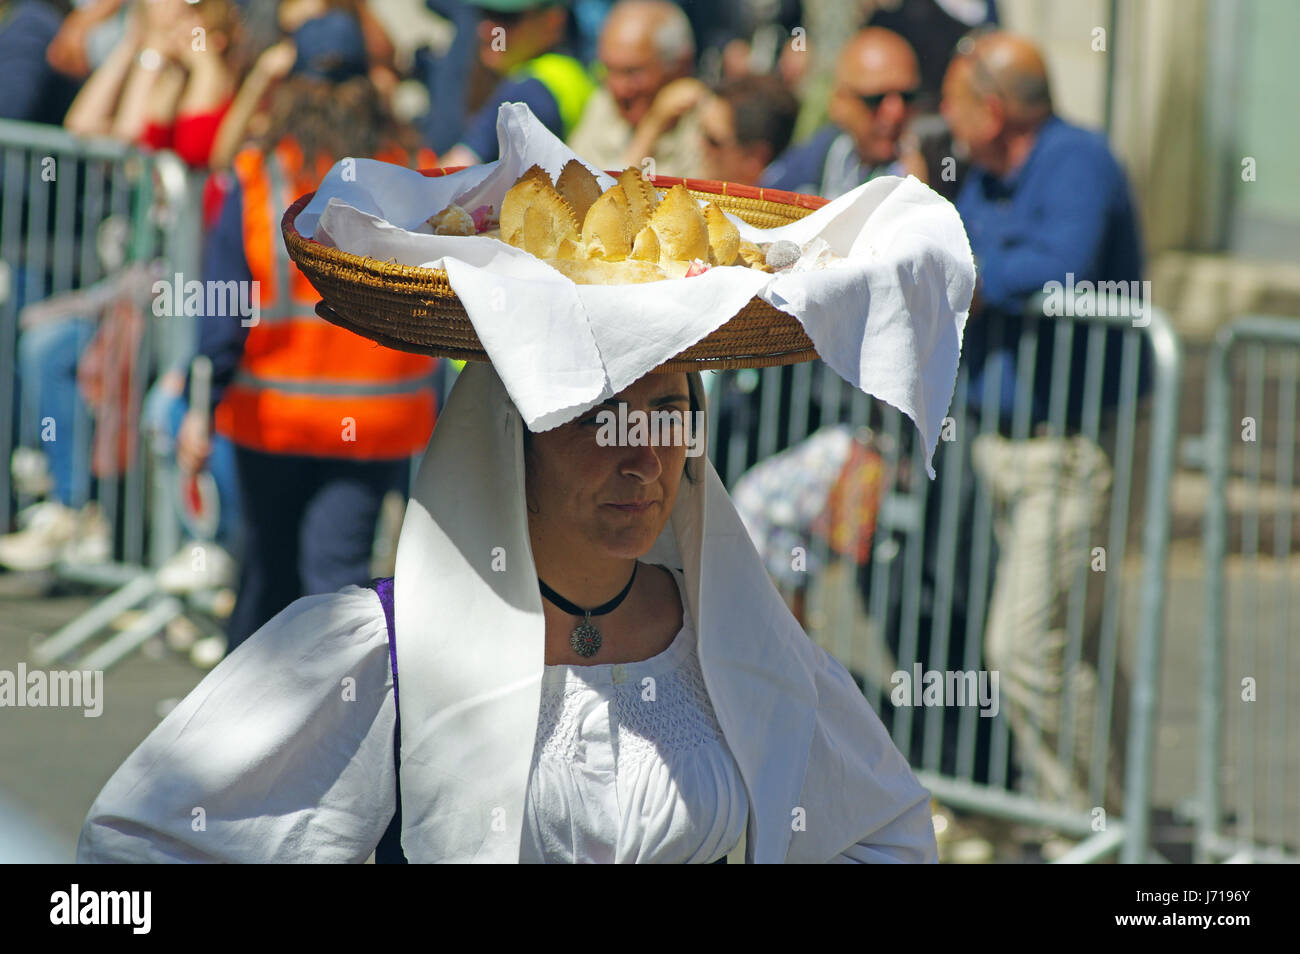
942, 31, 1153, 816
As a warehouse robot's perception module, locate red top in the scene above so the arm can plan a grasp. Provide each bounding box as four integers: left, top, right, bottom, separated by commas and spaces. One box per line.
139, 97, 234, 169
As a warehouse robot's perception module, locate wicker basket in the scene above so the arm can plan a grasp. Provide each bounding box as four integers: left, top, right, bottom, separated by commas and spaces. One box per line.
281, 169, 829, 372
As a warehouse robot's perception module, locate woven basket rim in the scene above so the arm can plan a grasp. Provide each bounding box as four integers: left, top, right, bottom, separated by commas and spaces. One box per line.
281, 167, 829, 279
281, 168, 829, 370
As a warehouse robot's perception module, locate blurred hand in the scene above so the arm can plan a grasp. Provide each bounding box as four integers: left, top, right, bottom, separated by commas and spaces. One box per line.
898, 133, 928, 182
644, 77, 708, 131
159, 368, 186, 397
176, 409, 211, 474
252, 40, 298, 84
46, 11, 94, 78
140, 0, 180, 54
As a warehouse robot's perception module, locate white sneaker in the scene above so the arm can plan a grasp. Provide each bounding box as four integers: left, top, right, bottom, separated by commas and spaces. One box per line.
0, 502, 78, 570
0, 501, 112, 570
64, 503, 111, 565
155, 541, 237, 594
190, 635, 228, 670
11, 448, 53, 498
164, 616, 201, 652
15, 499, 56, 531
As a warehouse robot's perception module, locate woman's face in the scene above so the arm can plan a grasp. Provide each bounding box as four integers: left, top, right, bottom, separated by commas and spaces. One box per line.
525, 372, 692, 561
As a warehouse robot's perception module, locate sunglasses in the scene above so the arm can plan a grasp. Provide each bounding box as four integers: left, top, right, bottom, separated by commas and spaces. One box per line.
855, 88, 921, 110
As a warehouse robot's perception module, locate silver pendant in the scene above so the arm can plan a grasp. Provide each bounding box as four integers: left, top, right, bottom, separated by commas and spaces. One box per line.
570, 616, 602, 657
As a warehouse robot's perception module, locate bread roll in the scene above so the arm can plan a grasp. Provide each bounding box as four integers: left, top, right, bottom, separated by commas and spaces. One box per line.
704, 203, 740, 266
648, 185, 709, 264
556, 159, 603, 223
582, 184, 633, 260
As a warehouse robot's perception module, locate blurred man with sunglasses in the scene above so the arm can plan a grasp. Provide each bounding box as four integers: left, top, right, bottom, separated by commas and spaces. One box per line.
439, 0, 594, 167
763, 27, 920, 198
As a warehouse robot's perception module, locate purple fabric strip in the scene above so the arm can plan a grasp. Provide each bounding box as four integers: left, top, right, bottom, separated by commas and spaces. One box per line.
373, 575, 398, 710
369, 575, 407, 862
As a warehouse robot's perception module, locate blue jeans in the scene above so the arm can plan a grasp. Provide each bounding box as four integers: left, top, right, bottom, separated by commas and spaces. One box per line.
225, 448, 410, 653
16, 317, 97, 509
141, 383, 242, 549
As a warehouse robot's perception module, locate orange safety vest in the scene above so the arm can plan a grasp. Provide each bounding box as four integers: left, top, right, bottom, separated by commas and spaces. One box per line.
215, 139, 440, 459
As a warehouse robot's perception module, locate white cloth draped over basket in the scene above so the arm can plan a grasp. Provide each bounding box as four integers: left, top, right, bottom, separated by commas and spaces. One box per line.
298, 102, 975, 477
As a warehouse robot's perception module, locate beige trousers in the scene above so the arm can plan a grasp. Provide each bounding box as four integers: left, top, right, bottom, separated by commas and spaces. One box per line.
970, 405, 1150, 816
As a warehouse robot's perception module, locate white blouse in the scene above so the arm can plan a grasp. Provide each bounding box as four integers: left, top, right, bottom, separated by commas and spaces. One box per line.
522, 566, 747, 864
76, 580, 937, 863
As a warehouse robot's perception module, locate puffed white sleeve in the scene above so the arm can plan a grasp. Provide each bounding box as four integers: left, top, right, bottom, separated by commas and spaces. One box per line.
77, 585, 396, 863
797, 645, 939, 864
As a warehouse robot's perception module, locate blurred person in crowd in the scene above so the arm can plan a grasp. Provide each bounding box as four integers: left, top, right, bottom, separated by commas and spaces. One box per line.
0, 217, 148, 571
566, 0, 704, 178
139, 362, 243, 606
566, 0, 611, 65
278, 0, 400, 93
359, 0, 457, 124
856, 0, 994, 203
133, 0, 242, 169
438, 0, 594, 167
1, 1, 124, 338
698, 73, 798, 187
941, 30, 1154, 815
414, 0, 492, 154
46, 0, 128, 80
62, 0, 250, 173
176, 9, 441, 656
862, 0, 998, 109
209, 0, 398, 169
676, 0, 801, 85
712, 27, 924, 489
1, 0, 83, 124
64, 0, 188, 142
764, 26, 920, 199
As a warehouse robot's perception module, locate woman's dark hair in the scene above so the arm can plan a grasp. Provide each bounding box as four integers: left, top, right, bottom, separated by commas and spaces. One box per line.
714, 73, 800, 163
257, 74, 423, 172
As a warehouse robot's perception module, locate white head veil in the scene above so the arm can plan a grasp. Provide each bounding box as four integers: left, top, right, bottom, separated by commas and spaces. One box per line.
392, 360, 915, 863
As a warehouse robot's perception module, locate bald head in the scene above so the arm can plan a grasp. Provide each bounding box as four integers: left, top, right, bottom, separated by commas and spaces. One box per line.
827, 27, 920, 167
961, 32, 1052, 126
941, 31, 1054, 176
836, 27, 920, 85
598, 0, 695, 126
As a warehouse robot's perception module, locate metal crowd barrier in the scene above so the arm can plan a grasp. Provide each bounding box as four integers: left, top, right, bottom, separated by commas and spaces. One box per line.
0, 118, 202, 669
710, 295, 1181, 863
2, 120, 443, 671
1201, 314, 1300, 864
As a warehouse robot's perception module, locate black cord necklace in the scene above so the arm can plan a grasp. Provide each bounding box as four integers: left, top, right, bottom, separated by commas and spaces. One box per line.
538, 562, 638, 658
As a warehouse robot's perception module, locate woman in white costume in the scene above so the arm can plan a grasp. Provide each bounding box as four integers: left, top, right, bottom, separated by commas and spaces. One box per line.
77, 358, 938, 864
